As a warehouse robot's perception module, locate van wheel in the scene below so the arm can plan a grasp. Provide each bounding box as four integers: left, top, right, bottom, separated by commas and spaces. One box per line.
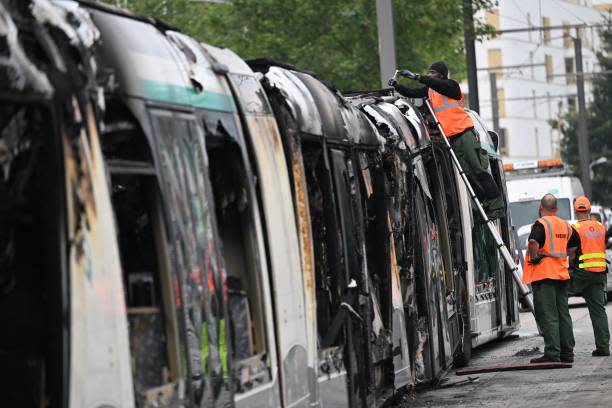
453, 278, 472, 368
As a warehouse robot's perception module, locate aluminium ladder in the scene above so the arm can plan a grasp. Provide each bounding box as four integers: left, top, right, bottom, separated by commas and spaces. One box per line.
422, 98, 536, 317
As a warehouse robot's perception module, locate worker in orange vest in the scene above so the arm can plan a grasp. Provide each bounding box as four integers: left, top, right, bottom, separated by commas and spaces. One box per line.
523, 194, 579, 363
389, 61, 504, 219
570, 196, 610, 356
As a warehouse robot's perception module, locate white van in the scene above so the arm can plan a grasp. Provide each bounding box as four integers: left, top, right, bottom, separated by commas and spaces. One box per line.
504, 160, 584, 251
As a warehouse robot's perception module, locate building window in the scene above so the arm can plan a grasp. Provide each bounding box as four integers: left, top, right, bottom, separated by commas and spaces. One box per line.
485, 9, 500, 31
563, 22, 572, 48
545, 54, 553, 82
542, 17, 551, 44
497, 87, 506, 118
568, 97, 576, 112
565, 57, 575, 84
488, 48, 502, 73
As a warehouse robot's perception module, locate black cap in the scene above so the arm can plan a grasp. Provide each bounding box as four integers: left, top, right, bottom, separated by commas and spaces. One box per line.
429, 61, 448, 78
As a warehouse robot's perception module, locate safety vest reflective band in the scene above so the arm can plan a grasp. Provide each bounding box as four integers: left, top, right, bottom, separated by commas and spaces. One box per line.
539, 216, 569, 258
580, 261, 607, 269
578, 253, 606, 260
523, 215, 571, 284
572, 220, 607, 272
428, 88, 474, 137
433, 96, 461, 112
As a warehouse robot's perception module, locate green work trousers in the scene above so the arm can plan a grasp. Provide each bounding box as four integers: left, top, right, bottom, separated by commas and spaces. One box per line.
449, 129, 504, 213
532, 279, 575, 359
570, 268, 610, 352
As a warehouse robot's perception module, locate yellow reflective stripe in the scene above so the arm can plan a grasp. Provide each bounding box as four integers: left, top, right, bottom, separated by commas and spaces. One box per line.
579, 262, 607, 268
579, 253, 606, 260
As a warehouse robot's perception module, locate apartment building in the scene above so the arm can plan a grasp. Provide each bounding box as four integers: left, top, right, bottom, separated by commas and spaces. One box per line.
469, 0, 605, 161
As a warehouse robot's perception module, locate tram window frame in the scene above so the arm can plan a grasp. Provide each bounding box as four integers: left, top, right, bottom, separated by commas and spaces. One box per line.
102, 105, 185, 405
301, 142, 346, 350
110, 174, 182, 400
199, 109, 273, 392
424, 156, 458, 296
358, 151, 392, 331
149, 109, 240, 402
413, 181, 439, 317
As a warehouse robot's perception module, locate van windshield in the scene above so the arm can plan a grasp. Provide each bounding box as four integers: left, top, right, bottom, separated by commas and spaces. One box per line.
509, 198, 571, 229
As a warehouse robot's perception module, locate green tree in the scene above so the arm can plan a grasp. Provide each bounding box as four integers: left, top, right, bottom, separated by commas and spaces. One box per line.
560, 18, 612, 206
102, 0, 496, 90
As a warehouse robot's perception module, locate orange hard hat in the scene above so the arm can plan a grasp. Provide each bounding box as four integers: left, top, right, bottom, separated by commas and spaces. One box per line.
574, 195, 591, 212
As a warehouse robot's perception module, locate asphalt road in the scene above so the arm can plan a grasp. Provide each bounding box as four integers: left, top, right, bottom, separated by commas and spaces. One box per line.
402, 298, 612, 408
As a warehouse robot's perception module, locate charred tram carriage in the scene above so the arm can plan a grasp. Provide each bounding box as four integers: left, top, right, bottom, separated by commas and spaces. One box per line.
0, 1, 519, 407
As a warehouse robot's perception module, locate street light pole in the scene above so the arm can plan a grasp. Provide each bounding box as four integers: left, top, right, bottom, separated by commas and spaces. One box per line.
574, 33, 592, 198
376, 0, 397, 89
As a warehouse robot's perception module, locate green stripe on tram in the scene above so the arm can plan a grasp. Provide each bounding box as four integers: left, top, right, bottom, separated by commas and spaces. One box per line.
140, 79, 236, 112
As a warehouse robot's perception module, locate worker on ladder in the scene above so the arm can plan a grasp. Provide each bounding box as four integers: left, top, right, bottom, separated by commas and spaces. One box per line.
523, 194, 578, 363
388, 61, 504, 219
570, 196, 610, 357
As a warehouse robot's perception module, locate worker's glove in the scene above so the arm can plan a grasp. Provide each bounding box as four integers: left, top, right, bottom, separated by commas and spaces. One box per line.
399, 69, 419, 80
387, 78, 398, 87
528, 254, 544, 265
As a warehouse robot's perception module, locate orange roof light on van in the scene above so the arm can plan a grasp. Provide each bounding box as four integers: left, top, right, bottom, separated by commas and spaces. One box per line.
503, 159, 564, 172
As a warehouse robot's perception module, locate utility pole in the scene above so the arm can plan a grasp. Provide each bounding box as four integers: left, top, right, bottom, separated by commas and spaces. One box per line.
463, 0, 479, 113
574, 33, 592, 198
376, 0, 396, 89
489, 72, 500, 135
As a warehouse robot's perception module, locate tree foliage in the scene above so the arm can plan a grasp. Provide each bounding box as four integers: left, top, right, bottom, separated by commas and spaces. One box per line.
560, 17, 612, 205
102, 0, 496, 90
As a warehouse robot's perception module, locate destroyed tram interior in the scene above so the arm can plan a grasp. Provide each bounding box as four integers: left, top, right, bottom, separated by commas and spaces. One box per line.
0, 1, 521, 407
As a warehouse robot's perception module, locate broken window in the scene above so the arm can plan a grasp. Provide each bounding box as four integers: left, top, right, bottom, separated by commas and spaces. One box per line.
103, 106, 184, 406
229, 74, 272, 115
0, 103, 64, 407
151, 110, 233, 404
110, 174, 181, 404
358, 150, 396, 390
204, 116, 271, 393
300, 141, 360, 405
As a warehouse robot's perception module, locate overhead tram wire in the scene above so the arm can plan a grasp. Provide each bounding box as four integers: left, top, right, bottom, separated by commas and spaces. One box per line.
510, 0, 530, 21
494, 22, 607, 35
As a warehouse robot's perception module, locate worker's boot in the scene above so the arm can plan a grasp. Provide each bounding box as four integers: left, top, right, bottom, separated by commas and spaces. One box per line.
530, 355, 560, 363
592, 349, 610, 356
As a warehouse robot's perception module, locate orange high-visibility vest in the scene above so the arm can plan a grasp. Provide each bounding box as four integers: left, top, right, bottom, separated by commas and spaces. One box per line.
572, 220, 607, 272
523, 216, 571, 284
428, 88, 474, 137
